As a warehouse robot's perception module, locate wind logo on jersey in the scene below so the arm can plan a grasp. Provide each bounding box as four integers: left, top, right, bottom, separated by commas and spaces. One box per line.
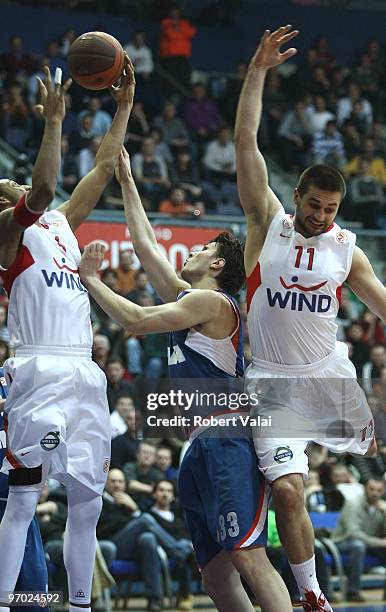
40, 431, 60, 451
41, 269, 86, 292
273, 446, 293, 463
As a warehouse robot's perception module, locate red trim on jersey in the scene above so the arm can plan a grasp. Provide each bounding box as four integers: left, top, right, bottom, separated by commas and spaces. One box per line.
324, 223, 335, 233
5, 450, 23, 469
234, 484, 265, 548
1, 245, 35, 295
246, 262, 261, 312
39, 221, 49, 230
336, 285, 342, 305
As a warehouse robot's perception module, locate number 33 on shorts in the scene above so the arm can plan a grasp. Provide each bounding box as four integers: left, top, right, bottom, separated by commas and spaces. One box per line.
217, 511, 240, 542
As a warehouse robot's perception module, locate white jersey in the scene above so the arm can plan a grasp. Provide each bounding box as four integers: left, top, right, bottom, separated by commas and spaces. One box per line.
246, 208, 356, 365
0, 209, 92, 349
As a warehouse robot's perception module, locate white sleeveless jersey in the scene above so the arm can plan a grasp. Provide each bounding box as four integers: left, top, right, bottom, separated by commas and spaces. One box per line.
0, 210, 92, 349
247, 208, 356, 365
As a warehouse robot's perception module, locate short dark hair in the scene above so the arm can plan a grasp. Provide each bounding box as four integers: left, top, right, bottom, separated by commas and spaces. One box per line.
152, 478, 176, 496
297, 164, 346, 200
211, 232, 245, 295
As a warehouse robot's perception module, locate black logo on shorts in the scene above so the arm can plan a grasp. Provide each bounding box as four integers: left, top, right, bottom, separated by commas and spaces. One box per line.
40, 431, 60, 451
76, 590, 85, 598
273, 446, 293, 463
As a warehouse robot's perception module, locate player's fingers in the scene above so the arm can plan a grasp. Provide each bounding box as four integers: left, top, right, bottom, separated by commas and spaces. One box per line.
277, 29, 299, 44
261, 29, 270, 43
62, 78, 73, 94
43, 65, 52, 88
280, 47, 298, 61
54, 67, 62, 92
271, 24, 291, 38
36, 77, 47, 98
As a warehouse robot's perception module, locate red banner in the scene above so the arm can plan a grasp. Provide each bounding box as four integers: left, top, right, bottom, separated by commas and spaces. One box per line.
76, 222, 225, 270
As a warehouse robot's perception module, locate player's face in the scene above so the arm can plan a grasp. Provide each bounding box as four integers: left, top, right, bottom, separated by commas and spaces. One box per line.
0, 179, 31, 210
294, 186, 341, 237
181, 242, 218, 281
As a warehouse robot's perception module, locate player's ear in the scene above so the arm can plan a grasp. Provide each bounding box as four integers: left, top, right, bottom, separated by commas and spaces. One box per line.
294, 187, 300, 206
211, 257, 225, 272
0, 196, 11, 211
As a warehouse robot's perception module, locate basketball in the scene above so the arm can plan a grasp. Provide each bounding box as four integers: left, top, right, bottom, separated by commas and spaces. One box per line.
67, 31, 125, 90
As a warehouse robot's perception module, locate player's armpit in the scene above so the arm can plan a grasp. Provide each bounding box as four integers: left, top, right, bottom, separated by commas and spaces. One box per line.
347, 246, 386, 322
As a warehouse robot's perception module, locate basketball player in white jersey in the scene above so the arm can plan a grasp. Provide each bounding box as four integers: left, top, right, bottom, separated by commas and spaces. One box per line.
78, 148, 293, 612
0, 56, 134, 612
235, 26, 386, 611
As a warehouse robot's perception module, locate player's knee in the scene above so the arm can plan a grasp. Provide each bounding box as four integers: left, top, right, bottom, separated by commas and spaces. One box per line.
201, 568, 219, 598
272, 475, 304, 512
230, 547, 268, 578
6, 490, 38, 523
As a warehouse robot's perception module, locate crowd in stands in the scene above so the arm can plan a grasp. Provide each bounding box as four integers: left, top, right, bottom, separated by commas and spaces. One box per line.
0, 1, 386, 609
1, 4, 386, 224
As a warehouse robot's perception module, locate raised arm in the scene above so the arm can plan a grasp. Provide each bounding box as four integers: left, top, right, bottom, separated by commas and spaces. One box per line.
79, 242, 219, 333
234, 26, 298, 275
0, 68, 71, 269
347, 246, 386, 322
57, 55, 135, 231
115, 148, 190, 303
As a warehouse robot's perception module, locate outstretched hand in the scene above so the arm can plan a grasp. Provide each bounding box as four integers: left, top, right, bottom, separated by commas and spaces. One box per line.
35, 66, 72, 121
79, 241, 106, 281
115, 147, 132, 184
251, 25, 299, 70
110, 53, 136, 108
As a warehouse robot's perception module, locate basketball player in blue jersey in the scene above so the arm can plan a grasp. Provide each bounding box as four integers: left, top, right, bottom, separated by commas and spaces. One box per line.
235, 26, 386, 611
78, 148, 292, 612
0, 372, 49, 612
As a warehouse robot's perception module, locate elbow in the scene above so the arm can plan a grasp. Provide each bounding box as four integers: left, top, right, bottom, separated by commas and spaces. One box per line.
94, 160, 115, 179
234, 128, 257, 148
30, 184, 55, 208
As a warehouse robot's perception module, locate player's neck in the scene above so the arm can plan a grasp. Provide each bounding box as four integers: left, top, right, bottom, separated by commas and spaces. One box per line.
190, 278, 219, 291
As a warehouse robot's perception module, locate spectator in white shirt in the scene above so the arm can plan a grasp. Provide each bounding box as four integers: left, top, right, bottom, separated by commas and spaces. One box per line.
202, 127, 236, 181
78, 97, 112, 137
78, 136, 102, 178
110, 394, 136, 439
337, 82, 373, 130
124, 31, 154, 81
307, 95, 335, 134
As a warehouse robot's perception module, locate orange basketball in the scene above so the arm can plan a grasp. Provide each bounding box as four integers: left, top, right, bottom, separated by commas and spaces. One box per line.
67, 31, 125, 90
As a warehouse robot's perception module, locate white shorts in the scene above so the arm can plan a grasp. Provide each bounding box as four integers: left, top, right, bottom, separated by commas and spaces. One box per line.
245, 342, 374, 483
1, 346, 111, 494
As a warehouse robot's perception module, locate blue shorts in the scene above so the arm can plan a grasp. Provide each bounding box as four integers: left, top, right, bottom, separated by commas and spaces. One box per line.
178, 432, 269, 569
0, 501, 48, 611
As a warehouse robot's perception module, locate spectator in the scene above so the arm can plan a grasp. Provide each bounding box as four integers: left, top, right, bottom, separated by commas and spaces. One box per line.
1, 82, 32, 151
92, 333, 111, 370
115, 250, 137, 295
78, 136, 102, 178
149, 127, 173, 166
131, 137, 170, 209
351, 53, 379, 102
125, 101, 150, 156
152, 101, 190, 154
202, 127, 236, 182
155, 447, 178, 481
0, 305, 10, 344
168, 150, 201, 199
345, 321, 370, 372
341, 120, 362, 161
0, 35, 36, 85
62, 93, 78, 136
27, 56, 51, 106
311, 35, 337, 74
110, 404, 141, 469
277, 100, 313, 171
344, 137, 386, 186
126, 269, 153, 304
312, 120, 346, 168
79, 97, 112, 137
68, 113, 95, 153
150, 480, 194, 610
305, 469, 328, 513
371, 122, 386, 158
327, 463, 363, 502
58, 28, 77, 57
110, 393, 136, 439
307, 96, 335, 134
159, 186, 203, 217
0, 340, 9, 367
124, 31, 154, 81
362, 345, 386, 394
307, 65, 331, 98
260, 69, 288, 150
123, 442, 163, 511
58, 134, 78, 193
183, 83, 221, 147
350, 438, 386, 483
106, 357, 134, 412
45, 39, 67, 77
333, 478, 386, 602
347, 159, 385, 228
337, 82, 373, 130
97, 469, 163, 612
159, 6, 197, 93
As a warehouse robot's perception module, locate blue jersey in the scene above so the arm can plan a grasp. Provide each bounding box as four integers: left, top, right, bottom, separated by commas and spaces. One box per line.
168, 289, 244, 438
0, 368, 8, 499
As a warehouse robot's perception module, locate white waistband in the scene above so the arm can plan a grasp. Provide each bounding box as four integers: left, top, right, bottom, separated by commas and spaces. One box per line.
15, 345, 92, 359
251, 349, 336, 375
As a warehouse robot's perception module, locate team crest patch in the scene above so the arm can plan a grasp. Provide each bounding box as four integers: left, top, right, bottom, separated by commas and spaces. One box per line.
103, 458, 110, 473
273, 446, 293, 463
335, 230, 348, 244
40, 431, 60, 451
282, 218, 294, 229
